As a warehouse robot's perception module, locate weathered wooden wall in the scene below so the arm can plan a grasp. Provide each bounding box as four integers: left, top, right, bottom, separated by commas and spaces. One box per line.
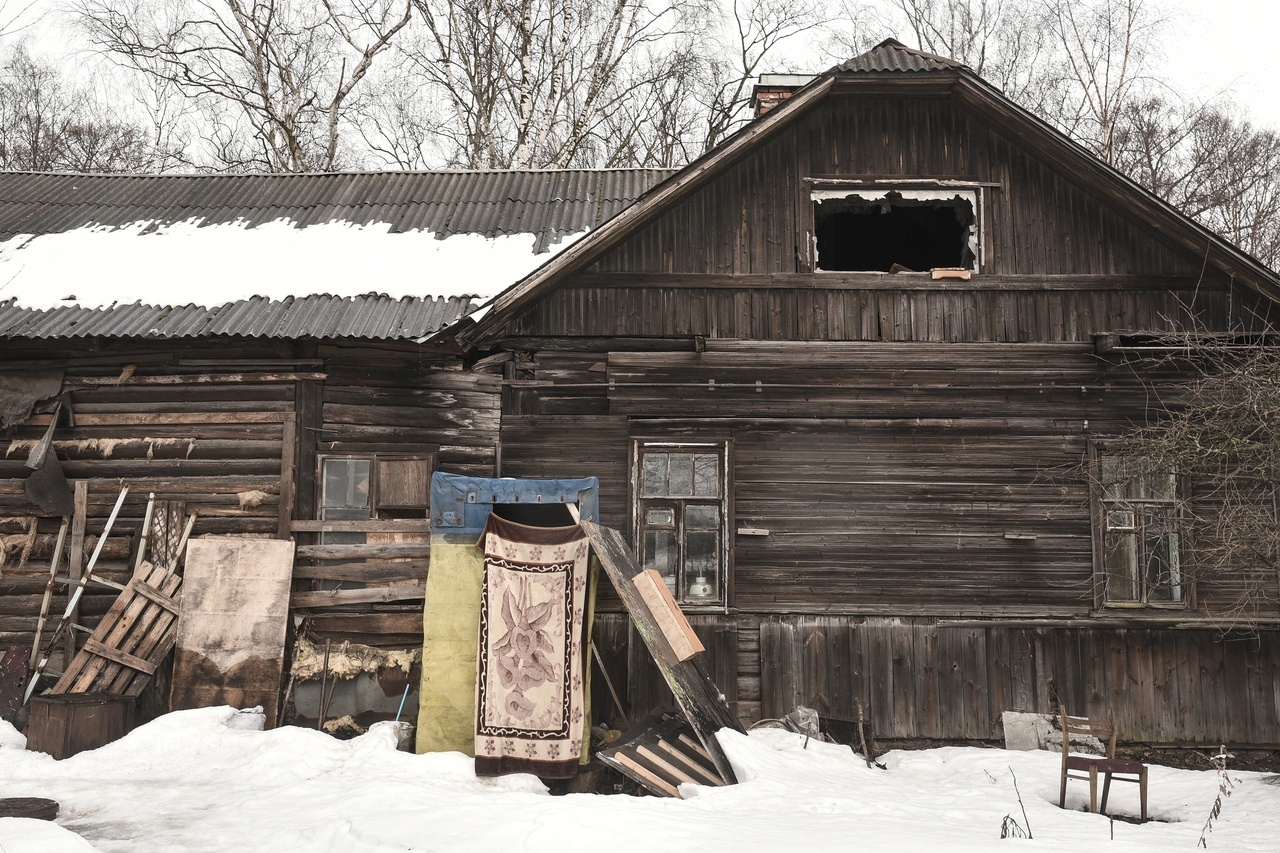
495, 91, 1280, 744
0, 339, 501, 663
588, 96, 1203, 278
0, 341, 302, 659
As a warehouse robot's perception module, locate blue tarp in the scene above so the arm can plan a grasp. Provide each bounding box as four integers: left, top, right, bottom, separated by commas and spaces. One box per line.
429, 472, 600, 536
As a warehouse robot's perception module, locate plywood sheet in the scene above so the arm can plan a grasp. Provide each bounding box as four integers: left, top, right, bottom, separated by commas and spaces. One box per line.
170, 538, 295, 727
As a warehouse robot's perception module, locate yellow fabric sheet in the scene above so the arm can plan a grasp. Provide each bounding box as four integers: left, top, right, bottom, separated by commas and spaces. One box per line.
416, 536, 484, 755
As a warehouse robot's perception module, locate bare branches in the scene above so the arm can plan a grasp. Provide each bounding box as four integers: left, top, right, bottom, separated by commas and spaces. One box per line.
1102, 336, 1280, 628
74, 0, 411, 171
0, 43, 152, 172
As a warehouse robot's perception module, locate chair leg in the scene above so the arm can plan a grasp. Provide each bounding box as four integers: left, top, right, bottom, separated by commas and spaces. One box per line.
1088, 766, 1098, 813
1100, 772, 1112, 814
1060, 773, 1068, 809
1140, 767, 1148, 823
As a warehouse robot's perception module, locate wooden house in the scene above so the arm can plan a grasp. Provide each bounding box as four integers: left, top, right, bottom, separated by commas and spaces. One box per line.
1, 39, 1278, 747
460, 40, 1280, 746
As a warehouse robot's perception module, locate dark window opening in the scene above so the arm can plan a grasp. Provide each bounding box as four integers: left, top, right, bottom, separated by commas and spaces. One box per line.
491, 502, 576, 527
814, 191, 976, 272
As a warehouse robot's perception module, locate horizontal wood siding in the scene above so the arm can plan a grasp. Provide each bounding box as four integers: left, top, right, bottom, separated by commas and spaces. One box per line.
0, 346, 300, 655
512, 275, 1275, 341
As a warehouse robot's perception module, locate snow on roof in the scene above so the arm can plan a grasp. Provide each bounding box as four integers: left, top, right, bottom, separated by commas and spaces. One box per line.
0, 218, 583, 310
0, 168, 674, 340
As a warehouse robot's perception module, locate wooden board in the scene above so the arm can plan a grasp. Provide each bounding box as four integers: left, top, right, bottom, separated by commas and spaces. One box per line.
170, 538, 295, 727
51, 561, 182, 697
631, 570, 705, 662
580, 521, 742, 784
598, 714, 727, 798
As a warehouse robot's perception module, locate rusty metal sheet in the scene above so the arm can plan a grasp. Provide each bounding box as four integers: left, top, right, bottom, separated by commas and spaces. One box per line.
170, 538, 295, 727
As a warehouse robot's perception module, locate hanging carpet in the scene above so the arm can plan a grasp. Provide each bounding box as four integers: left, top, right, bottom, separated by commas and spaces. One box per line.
475, 513, 589, 778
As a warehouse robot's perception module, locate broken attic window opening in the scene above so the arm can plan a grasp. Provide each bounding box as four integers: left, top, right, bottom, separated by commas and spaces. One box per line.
813, 189, 978, 273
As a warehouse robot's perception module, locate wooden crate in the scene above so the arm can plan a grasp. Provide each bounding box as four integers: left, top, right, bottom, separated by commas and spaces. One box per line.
26, 692, 135, 760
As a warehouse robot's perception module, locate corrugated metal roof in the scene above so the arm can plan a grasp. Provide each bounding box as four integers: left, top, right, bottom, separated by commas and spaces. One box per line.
0, 294, 475, 340
0, 168, 673, 341
0, 169, 674, 252
833, 38, 964, 73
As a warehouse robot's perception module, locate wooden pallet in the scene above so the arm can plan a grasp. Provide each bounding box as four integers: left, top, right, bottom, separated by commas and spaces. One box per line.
51, 562, 182, 697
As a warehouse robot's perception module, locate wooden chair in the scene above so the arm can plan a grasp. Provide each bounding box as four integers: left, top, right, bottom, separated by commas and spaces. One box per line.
1058, 706, 1148, 822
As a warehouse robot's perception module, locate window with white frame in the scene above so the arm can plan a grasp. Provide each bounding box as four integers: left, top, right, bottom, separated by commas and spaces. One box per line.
1095, 453, 1186, 606
633, 441, 730, 606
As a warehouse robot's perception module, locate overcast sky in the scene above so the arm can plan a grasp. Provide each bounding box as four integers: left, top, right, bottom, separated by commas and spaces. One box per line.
4, 0, 1279, 135
1160, 0, 1280, 128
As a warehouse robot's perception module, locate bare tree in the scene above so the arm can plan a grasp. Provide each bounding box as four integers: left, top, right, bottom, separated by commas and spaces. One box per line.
407, 0, 706, 169
699, 0, 828, 150
0, 43, 151, 171
1099, 338, 1280, 629
74, 0, 412, 172
1045, 0, 1161, 163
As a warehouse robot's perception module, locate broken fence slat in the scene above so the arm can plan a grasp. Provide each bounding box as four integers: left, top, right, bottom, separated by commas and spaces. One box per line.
132, 580, 181, 613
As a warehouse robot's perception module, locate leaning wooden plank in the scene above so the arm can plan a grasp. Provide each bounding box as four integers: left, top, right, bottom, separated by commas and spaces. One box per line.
62, 562, 167, 693
26, 486, 126, 703
613, 753, 681, 798
580, 521, 743, 785
658, 739, 725, 785
79, 639, 156, 676
56, 563, 181, 694
170, 538, 295, 727
631, 569, 705, 662
635, 744, 698, 785
29, 517, 69, 671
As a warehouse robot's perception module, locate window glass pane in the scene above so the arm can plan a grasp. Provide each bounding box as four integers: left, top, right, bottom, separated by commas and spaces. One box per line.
685, 505, 720, 529
646, 508, 675, 526
643, 529, 677, 593
1100, 456, 1124, 501
1140, 470, 1177, 501
668, 454, 694, 496
641, 453, 668, 498
1144, 507, 1182, 602
683, 530, 719, 600
1104, 531, 1140, 602
693, 454, 720, 497
322, 458, 370, 509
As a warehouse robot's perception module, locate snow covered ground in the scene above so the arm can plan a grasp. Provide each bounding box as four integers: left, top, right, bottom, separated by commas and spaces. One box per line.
1, 707, 1277, 852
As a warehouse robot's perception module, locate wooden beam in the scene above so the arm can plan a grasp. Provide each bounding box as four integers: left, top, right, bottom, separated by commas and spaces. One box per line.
289, 520, 429, 533
294, 543, 430, 560
291, 581, 426, 609
292, 560, 429, 583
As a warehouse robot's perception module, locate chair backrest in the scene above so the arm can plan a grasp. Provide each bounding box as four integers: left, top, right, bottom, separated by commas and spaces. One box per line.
1059, 706, 1118, 760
